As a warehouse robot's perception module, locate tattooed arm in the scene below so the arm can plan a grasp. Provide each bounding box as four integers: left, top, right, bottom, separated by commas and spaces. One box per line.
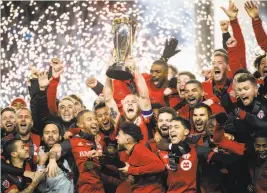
8, 171, 46, 193
103, 77, 120, 126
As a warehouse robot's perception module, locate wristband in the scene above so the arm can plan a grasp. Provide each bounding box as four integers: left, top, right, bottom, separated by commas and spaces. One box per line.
141, 109, 153, 118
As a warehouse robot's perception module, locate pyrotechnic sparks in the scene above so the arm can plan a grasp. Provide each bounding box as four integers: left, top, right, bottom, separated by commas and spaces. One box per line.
1, 0, 266, 109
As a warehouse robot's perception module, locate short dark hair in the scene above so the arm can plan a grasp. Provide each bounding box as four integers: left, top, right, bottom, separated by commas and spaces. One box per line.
152, 60, 168, 71
236, 73, 257, 86
213, 51, 229, 64
233, 68, 251, 77
68, 94, 84, 106
77, 109, 92, 123
152, 103, 163, 110
3, 139, 20, 159
254, 130, 267, 140
171, 116, 191, 130
45, 118, 63, 136
193, 103, 212, 117
185, 79, 203, 90
178, 71, 196, 80
1, 107, 16, 115
158, 107, 177, 118
120, 122, 143, 143
254, 53, 266, 70
94, 102, 106, 112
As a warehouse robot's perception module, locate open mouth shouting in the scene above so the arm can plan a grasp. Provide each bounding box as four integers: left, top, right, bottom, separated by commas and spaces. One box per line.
5, 122, 14, 130
240, 95, 251, 106
259, 152, 267, 159
194, 120, 204, 131
187, 96, 197, 105
62, 113, 72, 120
20, 123, 28, 129
91, 124, 98, 134
169, 132, 179, 143
127, 107, 135, 113
160, 125, 169, 136
103, 120, 110, 128
152, 78, 160, 87
214, 68, 221, 79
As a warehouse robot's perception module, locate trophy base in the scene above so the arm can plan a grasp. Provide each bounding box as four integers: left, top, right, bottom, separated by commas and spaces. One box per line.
106, 64, 133, 81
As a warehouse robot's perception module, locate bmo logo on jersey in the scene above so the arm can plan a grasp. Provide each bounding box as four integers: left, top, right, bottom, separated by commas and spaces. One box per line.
181, 160, 192, 171
79, 151, 91, 157
180, 153, 192, 171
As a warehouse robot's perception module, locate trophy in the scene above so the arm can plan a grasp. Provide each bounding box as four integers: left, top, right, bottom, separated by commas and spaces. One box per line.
106, 16, 137, 81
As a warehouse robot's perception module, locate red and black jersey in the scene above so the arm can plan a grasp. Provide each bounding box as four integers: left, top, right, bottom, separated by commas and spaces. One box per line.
167, 146, 198, 193
60, 137, 105, 193
116, 113, 156, 145
127, 143, 166, 193
1, 173, 29, 193
1, 132, 40, 171
178, 101, 225, 133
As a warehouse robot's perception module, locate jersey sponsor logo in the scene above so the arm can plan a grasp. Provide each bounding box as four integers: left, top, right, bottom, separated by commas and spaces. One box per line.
2, 180, 10, 189
181, 160, 192, 171
79, 151, 92, 157
257, 110, 265, 119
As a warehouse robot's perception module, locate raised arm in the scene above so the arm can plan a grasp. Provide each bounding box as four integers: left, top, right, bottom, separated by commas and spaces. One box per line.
245, 1, 267, 52
220, 20, 231, 51
86, 77, 104, 96
221, 0, 247, 69
103, 77, 120, 126
132, 60, 152, 112
47, 58, 64, 115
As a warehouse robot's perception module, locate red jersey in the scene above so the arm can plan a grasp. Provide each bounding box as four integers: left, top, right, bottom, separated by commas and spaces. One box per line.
202, 79, 233, 104
112, 74, 181, 111
47, 76, 59, 115
230, 18, 247, 69
178, 102, 225, 121
127, 143, 166, 193
167, 146, 198, 193
252, 18, 267, 52
61, 137, 104, 193
143, 73, 182, 107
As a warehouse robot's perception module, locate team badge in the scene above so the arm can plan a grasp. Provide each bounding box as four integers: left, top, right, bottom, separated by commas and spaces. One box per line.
257, 110, 265, 119
2, 180, 10, 189
181, 160, 192, 171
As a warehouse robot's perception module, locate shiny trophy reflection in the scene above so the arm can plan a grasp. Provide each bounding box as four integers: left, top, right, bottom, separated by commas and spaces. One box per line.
106, 16, 137, 81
